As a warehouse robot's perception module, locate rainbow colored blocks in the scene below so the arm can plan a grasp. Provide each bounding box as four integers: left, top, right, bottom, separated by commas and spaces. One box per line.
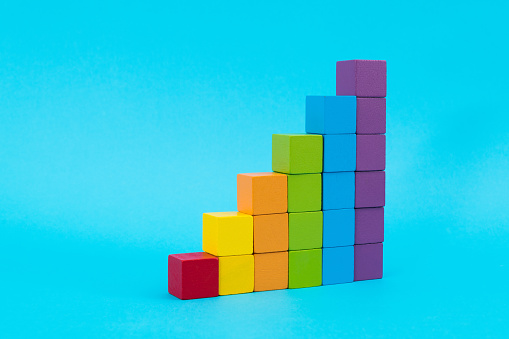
168, 59, 387, 300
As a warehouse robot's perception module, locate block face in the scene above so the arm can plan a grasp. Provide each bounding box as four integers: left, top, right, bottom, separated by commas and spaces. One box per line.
306, 96, 356, 135
202, 212, 253, 256
237, 172, 287, 215
287, 174, 322, 212
218, 255, 254, 295
253, 213, 288, 253
357, 98, 386, 134
356, 135, 386, 171
323, 134, 356, 172
168, 252, 219, 300
322, 246, 354, 285
322, 172, 355, 210
354, 243, 383, 281
254, 252, 288, 292
289, 249, 322, 288
288, 211, 323, 250
336, 60, 387, 98
323, 209, 355, 248
272, 134, 323, 174
355, 171, 385, 208
355, 207, 384, 245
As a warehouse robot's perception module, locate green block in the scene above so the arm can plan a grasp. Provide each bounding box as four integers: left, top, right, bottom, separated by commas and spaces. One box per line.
287, 174, 321, 212
289, 211, 323, 250
272, 134, 323, 174
289, 249, 322, 288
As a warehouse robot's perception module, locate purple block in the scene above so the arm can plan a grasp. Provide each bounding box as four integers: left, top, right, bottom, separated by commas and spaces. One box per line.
357, 98, 386, 134
336, 60, 387, 98
355, 171, 385, 208
354, 243, 383, 281
355, 207, 384, 244
356, 135, 386, 171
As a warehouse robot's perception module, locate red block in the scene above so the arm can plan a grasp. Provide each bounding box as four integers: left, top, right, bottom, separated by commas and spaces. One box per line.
168, 252, 219, 300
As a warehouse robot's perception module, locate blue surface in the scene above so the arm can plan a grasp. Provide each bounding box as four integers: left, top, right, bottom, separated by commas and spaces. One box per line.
2, 0, 509, 337
323, 134, 357, 172
306, 96, 356, 134
323, 209, 355, 247
323, 246, 354, 285
323, 172, 356, 210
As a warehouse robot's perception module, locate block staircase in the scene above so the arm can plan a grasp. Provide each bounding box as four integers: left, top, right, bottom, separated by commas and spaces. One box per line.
168, 59, 386, 300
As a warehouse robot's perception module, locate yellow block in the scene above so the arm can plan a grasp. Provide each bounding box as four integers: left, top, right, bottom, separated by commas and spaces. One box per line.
219, 255, 254, 295
202, 212, 253, 256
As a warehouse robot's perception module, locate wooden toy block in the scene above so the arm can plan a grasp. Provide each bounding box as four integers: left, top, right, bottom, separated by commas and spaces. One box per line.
237, 172, 287, 215
219, 254, 254, 295
287, 173, 322, 212
354, 243, 383, 281
356, 135, 386, 171
322, 172, 355, 210
323, 209, 355, 248
253, 213, 288, 253
357, 98, 386, 134
336, 60, 387, 98
254, 252, 288, 292
355, 171, 385, 208
305, 96, 356, 134
202, 212, 253, 256
322, 246, 354, 285
355, 207, 384, 245
288, 211, 323, 250
289, 249, 322, 288
272, 134, 323, 174
323, 134, 356, 172
168, 252, 219, 300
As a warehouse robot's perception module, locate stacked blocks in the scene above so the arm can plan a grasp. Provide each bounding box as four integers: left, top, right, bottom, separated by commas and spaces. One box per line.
168, 59, 386, 299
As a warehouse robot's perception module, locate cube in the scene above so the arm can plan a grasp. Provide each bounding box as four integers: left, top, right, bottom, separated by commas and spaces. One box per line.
354, 243, 383, 281
357, 98, 386, 134
168, 252, 219, 300
323, 209, 355, 248
322, 172, 355, 210
323, 134, 356, 172
254, 252, 288, 292
355, 171, 385, 208
287, 173, 322, 212
355, 207, 384, 245
305, 96, 356, 134
288, 211, 323, 250
336, 60, 387, 98
254, 213, 288, 253
289, 249, 322, 288
219, 255, 254, 295
272, 134, 323, 174
322, 246, 354, 285
202, 212, 253, 256
237, 172, 287, 215
356, 135, 386, 171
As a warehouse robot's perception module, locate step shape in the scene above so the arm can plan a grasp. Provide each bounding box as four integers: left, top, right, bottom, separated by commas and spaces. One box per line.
272, 134, 323, 174
305, 96, 356, 134
336, 60, 387, 98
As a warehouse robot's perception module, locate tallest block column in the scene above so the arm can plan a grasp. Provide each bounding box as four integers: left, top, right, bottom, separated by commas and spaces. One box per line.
336, 60, 386, 282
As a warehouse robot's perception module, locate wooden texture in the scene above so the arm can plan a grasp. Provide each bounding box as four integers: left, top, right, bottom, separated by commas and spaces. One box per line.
218, 254, 254, 295
237, 172, 287, 215
254, 252, 288, 292
272, 134, 323, 174
202, 212, 253, 256
253, 213, 288, 253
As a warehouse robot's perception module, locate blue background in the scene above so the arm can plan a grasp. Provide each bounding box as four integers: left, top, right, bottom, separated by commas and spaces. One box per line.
1, 0, 508, 337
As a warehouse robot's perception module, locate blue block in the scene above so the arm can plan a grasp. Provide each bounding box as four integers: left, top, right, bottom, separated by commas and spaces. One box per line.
306, 96, 356, 135
322, 172, 355, 210
323, 209, 355, 247
323, 134, 356, 172
322, 246, 354, 285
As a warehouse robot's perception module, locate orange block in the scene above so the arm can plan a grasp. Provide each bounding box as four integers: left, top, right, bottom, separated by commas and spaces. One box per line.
254, 213, 288, 253
237, 172, 287, 215
254, 252, 288, 292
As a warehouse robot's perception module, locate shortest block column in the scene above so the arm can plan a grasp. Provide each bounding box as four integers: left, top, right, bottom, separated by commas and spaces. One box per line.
354, 243, 383, 281
168, 252, 219, 300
